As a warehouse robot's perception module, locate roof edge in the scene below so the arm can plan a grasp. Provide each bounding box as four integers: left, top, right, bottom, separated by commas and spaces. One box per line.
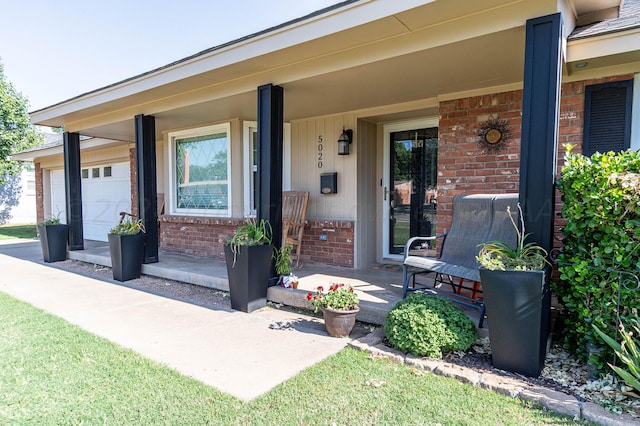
29, 0, 360, 116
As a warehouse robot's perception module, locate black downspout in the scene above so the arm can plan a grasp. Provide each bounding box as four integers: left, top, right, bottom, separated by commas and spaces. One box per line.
256, 84, 284, 250
63, 132, 84, 250
519, 13, 562, 253
134, 114, 159, 264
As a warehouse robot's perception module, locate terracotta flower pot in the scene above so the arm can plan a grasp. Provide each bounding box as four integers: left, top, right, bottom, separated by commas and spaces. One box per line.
321, 306, 360, 337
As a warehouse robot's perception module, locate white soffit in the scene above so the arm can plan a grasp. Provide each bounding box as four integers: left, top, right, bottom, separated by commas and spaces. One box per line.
570, 0, 622, 26
30, 0, 433, 123
567, 27, 640, 62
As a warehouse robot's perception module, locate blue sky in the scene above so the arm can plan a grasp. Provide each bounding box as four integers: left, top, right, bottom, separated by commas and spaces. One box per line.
0, 0, 340, 112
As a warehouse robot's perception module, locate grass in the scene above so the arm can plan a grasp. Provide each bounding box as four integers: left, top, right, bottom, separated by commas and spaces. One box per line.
0, 292, 588, 425
0, 224, 37, 240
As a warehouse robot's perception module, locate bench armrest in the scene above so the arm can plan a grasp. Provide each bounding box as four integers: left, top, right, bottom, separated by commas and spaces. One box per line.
404, 234, 446, 260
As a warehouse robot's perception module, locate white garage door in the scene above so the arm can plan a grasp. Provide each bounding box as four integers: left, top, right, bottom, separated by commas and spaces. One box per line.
50, 170, 67, 224
50, 163, 131, 242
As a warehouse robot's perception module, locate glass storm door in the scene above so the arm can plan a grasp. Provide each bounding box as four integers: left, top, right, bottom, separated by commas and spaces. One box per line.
388, 127, 438, 255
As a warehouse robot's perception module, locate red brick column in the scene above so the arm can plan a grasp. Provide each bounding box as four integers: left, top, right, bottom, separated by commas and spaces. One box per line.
35, 163, 44, 223
129, 148, 137, 217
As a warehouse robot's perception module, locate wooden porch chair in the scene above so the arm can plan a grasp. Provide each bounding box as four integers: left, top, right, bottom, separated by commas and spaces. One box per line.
282, 191, 309, 267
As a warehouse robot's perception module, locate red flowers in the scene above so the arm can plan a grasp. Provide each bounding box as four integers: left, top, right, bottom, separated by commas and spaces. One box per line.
305, 283, 359, 313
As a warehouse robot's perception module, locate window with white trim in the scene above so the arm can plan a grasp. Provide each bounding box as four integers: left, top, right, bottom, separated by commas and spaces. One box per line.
243, 122, 291, 217
243, 123, 258, 217
168, 124, 231, 216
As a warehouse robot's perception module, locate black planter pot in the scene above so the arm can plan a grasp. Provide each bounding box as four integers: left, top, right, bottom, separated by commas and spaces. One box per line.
224, 244, 273, 313
108, 232, 145, 282
479, 268, 551, 377
37, 224, 69, 263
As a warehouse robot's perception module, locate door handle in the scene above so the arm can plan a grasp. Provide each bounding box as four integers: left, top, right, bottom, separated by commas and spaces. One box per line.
383, 186, 394, 201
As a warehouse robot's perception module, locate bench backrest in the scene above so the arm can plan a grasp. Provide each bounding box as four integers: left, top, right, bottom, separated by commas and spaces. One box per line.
439, 194, 519, 270
487, 194, 519, 247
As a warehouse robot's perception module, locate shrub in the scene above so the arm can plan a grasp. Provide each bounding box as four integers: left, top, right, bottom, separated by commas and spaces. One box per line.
384, 293, 477, 358
556, 146, 640, 368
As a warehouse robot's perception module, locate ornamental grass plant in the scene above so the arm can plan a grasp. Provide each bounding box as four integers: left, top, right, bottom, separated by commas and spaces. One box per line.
108, 216, 146, 235
476, 203, 549, 271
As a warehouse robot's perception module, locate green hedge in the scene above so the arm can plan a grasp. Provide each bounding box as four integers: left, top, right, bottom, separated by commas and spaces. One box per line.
384, 293, 477, 358
556, 147, 640, 368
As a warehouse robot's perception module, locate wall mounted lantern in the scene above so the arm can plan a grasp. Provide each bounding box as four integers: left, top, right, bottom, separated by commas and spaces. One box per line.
337, 128, 353, 155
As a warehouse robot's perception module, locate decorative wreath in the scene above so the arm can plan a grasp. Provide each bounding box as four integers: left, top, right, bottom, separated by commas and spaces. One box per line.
476, 118, 509, 150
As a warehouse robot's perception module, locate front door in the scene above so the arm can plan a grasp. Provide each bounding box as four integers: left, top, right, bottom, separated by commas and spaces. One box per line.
383, 120, 438, 259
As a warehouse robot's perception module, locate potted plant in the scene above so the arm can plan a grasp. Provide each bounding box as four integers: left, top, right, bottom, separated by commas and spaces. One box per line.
477, 203, 551, 377
37, 215, 68, 263
307, 283, 359, 337
224, 219, 273, 312
108, 215, 146, 282
275, 244, 298, 289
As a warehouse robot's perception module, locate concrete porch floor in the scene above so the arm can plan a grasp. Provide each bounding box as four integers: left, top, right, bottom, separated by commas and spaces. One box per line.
68, 240, 485, 328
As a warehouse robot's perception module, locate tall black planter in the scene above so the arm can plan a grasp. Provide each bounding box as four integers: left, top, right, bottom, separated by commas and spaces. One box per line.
224, 244, 273, 313
479, 268, 551, 377
108, 232, 145, 282
37, 224, 69, 263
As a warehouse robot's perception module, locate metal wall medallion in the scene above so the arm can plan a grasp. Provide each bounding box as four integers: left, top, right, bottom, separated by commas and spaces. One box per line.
477, 118, 509, 150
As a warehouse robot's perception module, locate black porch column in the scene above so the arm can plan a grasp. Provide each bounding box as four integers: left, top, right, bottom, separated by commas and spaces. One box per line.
134, 114, 159, 263
257, 83, 284, 249
519, 13, 562, 252
63, 132, 84, 250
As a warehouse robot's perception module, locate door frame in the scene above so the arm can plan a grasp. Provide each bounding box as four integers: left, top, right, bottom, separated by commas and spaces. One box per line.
382, 117, 438, 261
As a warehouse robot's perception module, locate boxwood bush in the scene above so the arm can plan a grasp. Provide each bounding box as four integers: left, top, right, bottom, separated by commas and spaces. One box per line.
556, 146, 640, 368
384, 293, 477, 358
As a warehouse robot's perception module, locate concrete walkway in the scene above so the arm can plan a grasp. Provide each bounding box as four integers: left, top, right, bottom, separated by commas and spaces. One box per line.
0, 240, 358, 401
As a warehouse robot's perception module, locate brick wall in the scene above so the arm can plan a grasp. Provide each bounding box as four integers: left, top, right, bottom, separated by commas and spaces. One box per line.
301, 220, 354, 268
35, 162, 44, 223
129, 148, 138, 217
159, 216, 243, 257
159, 215, 355, 267
437, 74, 633, 250
437, 90, 522, 233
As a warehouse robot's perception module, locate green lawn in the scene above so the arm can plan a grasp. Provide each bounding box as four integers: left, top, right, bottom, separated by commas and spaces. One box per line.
0, 224, 37, 240
0, 292, 587, 425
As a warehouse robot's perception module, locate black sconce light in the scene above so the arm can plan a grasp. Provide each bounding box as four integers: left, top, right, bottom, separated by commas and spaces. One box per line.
337, 128, 353, 155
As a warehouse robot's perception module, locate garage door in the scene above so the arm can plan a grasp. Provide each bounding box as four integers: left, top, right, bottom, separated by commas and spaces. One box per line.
50, 170, 67, 224
50, 163, 131, 242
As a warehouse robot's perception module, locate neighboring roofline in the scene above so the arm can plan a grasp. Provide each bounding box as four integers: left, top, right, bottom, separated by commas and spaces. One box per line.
29, 0, 360, 116
12, 136, 124, 162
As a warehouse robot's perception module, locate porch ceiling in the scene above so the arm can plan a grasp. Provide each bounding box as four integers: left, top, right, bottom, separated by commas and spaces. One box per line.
30, 0, 591, 142
58, 24, 527, 142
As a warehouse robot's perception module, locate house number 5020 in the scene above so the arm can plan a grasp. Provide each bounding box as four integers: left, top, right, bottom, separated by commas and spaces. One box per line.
317, 135, 323, 169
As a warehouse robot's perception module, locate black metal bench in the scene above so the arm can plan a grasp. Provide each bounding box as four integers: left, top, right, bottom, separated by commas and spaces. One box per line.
401, 194, 519, 327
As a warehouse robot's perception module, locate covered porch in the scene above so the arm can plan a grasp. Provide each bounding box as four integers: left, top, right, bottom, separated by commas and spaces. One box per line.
67, 240, 485, 328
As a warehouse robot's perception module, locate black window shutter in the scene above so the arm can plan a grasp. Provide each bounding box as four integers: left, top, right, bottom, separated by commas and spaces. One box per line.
583, 80, 633, 156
